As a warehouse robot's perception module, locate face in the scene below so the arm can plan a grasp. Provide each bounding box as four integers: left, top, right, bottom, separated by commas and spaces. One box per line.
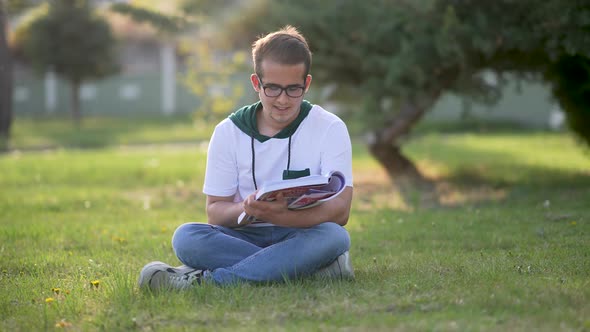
251, 60, 312, 132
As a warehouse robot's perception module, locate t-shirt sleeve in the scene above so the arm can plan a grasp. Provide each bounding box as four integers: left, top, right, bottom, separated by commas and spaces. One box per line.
319, 120, 354, 187
202, 123, 239, 197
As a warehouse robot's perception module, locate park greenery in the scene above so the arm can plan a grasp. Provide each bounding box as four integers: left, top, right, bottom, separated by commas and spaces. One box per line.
1, 0, 247, 147
0, 2, 13, 147
225, 0, 590, 183
109, 1, 251, 124
4, 1, 590, 177
1, 118, 589, 330
1, 1, 589, 330
14, 0, 118, 126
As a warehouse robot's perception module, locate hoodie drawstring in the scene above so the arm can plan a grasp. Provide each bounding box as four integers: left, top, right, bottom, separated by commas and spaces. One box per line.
251, 135, 292, 191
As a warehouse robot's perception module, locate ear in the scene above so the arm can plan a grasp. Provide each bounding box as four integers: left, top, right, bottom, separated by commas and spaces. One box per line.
250, 74, 261, 92
304, 75, 312, 92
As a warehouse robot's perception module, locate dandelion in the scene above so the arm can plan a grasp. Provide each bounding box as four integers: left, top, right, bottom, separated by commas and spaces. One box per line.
55, 319, 72, 328
45, 297, 55, 304
570, 221, 577, 226
112, 236, 127, 244
90, 280, 100, 288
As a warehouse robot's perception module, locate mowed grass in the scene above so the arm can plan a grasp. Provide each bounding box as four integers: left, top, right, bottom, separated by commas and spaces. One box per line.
1, 129, 589, 331
8, 114, 214, 150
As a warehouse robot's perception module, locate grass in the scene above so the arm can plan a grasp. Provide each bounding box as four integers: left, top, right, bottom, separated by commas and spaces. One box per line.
1, 117, 589, 331
7, 114, 214, 150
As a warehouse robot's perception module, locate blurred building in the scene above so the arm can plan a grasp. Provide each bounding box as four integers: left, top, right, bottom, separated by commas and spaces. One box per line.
9, 3, 563, 130
11, 2, 203, 116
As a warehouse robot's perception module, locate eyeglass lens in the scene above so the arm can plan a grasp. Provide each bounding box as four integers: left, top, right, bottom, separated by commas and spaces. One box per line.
258, 76, 305, 98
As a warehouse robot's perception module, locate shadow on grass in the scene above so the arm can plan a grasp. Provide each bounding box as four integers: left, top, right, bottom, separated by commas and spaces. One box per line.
433, 137, 590, 188
360, 135, 590, 210
444, 165, 590, 189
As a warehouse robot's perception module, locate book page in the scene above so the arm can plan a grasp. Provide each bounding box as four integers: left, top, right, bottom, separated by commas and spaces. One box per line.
237, 171, 346, 225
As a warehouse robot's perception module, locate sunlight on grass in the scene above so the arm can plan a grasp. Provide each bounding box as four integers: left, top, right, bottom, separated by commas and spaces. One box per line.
408, 133, 590, 179
1, 131, 589, 330
9, 115, 214, 150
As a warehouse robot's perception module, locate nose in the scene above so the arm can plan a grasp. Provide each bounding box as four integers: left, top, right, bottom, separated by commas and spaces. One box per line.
276, 89, 290, 103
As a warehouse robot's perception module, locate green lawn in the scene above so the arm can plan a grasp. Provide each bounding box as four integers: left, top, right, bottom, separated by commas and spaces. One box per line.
1, 125, 589, 331
7, 114, 214, 150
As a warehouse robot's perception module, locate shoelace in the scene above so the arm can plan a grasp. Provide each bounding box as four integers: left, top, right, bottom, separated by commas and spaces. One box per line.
167, 268, 202, 287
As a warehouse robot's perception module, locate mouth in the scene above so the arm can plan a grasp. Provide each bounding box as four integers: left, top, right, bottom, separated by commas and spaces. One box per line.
274, 105, 291, 112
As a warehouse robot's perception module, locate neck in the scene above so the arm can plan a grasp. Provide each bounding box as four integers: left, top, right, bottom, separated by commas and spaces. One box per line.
256, 107, 296, 137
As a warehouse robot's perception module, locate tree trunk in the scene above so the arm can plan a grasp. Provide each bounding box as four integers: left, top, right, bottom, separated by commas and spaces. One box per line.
70, 80, 81, 127
369, 141, 423, 182
367, 96, 440, 189
0, 6, 13, 151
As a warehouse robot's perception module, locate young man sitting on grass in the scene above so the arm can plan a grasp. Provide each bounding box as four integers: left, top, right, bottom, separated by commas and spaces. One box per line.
139, 26, 354, 290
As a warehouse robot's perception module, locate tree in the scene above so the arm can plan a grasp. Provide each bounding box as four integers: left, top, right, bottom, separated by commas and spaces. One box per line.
0, 0, 38, 150
0, 2, 12, 150
18, 0, 118, 125
182, 41, 248, 123
225, 0, 590, 186
110, 0, 249, 121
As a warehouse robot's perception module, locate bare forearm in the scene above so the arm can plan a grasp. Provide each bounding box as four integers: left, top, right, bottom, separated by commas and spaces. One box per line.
206, 200, 243, 228
273, 193, 351, 227
245, 187, 353, 228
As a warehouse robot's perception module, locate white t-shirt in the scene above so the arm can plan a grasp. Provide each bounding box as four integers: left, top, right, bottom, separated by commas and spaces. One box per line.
203, 104, 353, 206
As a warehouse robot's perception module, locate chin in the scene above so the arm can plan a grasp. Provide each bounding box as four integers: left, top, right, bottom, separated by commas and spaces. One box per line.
272, 110, 296, 121
271, 115, 293, 124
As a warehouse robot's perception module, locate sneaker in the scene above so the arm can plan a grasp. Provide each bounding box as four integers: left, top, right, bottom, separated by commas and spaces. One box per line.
314, 251, 355, 280
138, 261, 204, 291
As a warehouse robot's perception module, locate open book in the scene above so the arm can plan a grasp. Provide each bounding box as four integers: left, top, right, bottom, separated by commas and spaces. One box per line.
237, 170, 346, 225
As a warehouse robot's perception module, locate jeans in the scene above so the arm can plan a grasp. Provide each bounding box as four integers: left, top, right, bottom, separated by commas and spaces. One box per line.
171, 222, 350, 285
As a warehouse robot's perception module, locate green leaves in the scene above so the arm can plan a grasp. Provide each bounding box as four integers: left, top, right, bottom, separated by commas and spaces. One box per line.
109, 3, 190, 34
227, 0, 590, 148
19, 0, 118, 82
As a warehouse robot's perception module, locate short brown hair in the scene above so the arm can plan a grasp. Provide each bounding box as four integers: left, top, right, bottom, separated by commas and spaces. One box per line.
251, 25, 312, 80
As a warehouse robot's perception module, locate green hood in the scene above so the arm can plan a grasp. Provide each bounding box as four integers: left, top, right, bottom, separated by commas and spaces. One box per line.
229, 100, 313, 142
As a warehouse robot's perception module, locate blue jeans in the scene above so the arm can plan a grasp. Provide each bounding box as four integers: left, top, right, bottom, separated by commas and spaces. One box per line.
171, 222, 350, 285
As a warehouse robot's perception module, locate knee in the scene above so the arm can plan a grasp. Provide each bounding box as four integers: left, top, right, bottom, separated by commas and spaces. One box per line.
312, 222, 351, 251
171, 223, 212, 258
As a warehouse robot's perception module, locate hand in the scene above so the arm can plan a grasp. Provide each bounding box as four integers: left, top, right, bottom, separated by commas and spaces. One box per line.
243, 192, 289, 224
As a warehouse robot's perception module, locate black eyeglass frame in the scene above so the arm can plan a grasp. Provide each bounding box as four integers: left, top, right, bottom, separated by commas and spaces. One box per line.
256, 75, 306, 98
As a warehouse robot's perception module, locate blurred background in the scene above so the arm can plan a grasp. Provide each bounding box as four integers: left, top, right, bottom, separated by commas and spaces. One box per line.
1, 0, 588, 182
4, 1, 567, 121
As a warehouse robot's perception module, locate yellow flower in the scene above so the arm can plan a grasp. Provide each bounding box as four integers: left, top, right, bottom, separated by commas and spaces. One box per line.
51, 288, 61, 294
90, 280, 100, 288
45, 297, 55, 304
55, 319, 72, 328
570, 221, 577, 226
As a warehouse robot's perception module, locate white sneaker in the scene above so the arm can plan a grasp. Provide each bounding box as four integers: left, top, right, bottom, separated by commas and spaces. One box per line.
314, 251, 355, 280
138, 261, 204, 291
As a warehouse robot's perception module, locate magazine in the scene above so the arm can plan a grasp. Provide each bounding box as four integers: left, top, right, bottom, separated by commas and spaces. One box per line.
237, 170, 346, 225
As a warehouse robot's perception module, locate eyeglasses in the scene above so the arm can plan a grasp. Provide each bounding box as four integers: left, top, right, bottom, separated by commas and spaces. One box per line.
257, 76, 306, 98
